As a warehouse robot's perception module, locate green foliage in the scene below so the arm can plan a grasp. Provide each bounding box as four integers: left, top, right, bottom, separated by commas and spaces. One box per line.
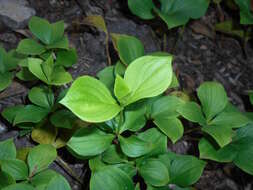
0, 139, 70, 189
178, 82, 250, 147
234, 0, 253, 24
128, 0, 210, 29
1, 15, 253, 190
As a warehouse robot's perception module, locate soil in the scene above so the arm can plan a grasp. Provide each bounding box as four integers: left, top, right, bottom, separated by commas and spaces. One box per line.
0, 0, 253, 190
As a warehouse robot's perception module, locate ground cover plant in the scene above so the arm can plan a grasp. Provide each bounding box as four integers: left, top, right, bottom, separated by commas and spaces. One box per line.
0, 1, 253, 189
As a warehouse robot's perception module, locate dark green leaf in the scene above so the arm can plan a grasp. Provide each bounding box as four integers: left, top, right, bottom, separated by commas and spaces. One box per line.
17, 39, 46, 55
46, 174, 71, 190
55, 48, 78, 67
0, 72, 13, 91
0, 171, 15, 189
128, 0, 155, 19
2, 184, 35, 190
67, 127, 114, 157
0, 139, 16, 160
1, 159, 28, 180
28, 144, 57, 175
90, 166, 134, 190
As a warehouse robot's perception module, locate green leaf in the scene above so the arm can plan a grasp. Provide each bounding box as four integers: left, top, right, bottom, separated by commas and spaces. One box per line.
60, 76, 121, 122
155, 0, 209, 29
114, 61, 126, 76
0, 72, 13, 91
55, 48, 78, 67
177, 102, 206, 124
28, 58, 72, 85
17, 39, 46, 55
50, 66, 72, 85
154, 117, 184, 143
30, 169, 58, 188
46, 175, 71, 190
28, 87, 54, 109
234, 0, 253, 24
46, 36, 69, 50
198, 138, 236, 162
114, 74, 131, 104
128, 0, 155, 19
138, 158, 170, 187
2, 184, 35, 190
119, 135, 153, 157
97, 66, 115, 92
151, 95, 184, 118
67, 127, 114, 157
16, 67, 37, 81
123, 55, 173, 105
111, 34, 145, 65
29, 16, 52, 44
28, 144, 57, 175
1, 159, 28, 180
120, 102, 146, 133
102, 144, 127, 164
209, 111, 250, 128
197, 82, 228, 121
29, 16, 65, 45
199, 124, 253, 175
202, 125, 233, 147
28, 58, 48, 83
0, 46, 7, 73
13, 105, 50, 125
0, 171, 15, 189
159, 152, 206, 187
2, 105, 25, 124
50, 109, 75, 129
31, 124, 57, 145
114, 163, 137, 178
138, 128, 167, 156
0, 139, 16, 160
90, 165, 134, 190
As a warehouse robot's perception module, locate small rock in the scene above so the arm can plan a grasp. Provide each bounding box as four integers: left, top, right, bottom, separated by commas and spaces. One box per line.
0, 0, 36, 29
0, 121, 8, 134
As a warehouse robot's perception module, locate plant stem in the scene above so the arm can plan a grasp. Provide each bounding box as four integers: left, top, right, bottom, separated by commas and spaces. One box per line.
105, 33, 112, 66
56, 156, 83, 185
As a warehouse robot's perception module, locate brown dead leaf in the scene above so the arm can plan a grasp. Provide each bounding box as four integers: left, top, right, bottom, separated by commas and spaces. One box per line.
190, 21, 215, 39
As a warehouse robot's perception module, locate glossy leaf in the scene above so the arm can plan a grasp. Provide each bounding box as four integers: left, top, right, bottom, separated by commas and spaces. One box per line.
0, 139, 16, 159
123, 55, 173, 105
114, 74, 131, 104
138, 128, 167, 156
128, 0, 155, 19
102, 144, 127, 164
155, 0, 209, 29
138, 158, 170, 187
154, 117, 184, 143
177, 102, 206, 124
28, 144, 57, 176
0, 72, 13, 91
119, 135, 153, 157
1, 105, 24, 123
120, 102, 146, 133
197, 82, 228, 121
67, 127, 114, 157
90, 165, 134, 190
50, 109, 75, 129
0, 171, 15, 189
17, 39, 46, 55
13, 105, 49, 125
46, 175, 71, 190
151, 95, 184, 118
28, 87, 54, 109
2, 184, 35, 190
55, 48, 78, 67
1, 159, 28, 180
159, 152, 206, 187
60, 76, 121, 122
111, 34, 145, 65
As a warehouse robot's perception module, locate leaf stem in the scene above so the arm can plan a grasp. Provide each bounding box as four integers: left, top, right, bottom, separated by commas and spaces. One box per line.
56, 156, 83, 185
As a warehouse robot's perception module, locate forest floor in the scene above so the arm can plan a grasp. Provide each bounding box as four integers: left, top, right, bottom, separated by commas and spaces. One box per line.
0, 0, 253, 189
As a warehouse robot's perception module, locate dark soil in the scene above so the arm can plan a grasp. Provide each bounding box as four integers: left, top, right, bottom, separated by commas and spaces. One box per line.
0, 0, 253, 189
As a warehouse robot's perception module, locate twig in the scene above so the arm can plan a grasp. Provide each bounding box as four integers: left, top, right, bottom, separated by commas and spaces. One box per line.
56, 156, 83, 185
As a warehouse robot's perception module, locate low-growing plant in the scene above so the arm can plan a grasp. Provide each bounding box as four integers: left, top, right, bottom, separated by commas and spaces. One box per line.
1, 15, 253, 190
127, 0, 210, 29
0, 138, 71, 190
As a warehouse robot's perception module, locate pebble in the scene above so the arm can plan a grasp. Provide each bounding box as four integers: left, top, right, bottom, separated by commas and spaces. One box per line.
0, 0, 36, 29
